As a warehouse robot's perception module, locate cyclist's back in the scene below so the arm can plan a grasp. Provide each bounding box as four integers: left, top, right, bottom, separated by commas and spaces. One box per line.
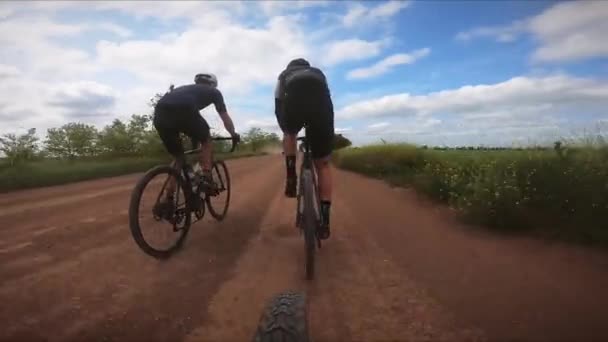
157, 83, 226, 113
153, 74, 232, 158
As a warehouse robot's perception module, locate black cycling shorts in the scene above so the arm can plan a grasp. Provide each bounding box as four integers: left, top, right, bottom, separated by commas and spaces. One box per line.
153, 103, 210, 157
277, 82, 334, 159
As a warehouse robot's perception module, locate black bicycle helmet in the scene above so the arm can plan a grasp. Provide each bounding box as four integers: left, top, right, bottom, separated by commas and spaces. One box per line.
287, 58, 310, 68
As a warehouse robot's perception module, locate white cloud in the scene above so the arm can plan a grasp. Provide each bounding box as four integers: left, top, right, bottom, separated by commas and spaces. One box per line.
342, 3, 367, 27
258, 0, 329, 16
88, 22, 133, 38
0, 0, 400, 144
347, 48, 430, 79
455, 20, 527, 43
323, 38, 388, 66
95, 14, 311, 98
0, 15, 132, 43
342, 1, 410, 27
529, 1, 608, 62
0, 5, 15, 19
94, 1, 246, 22
47, 81, 117, 118
335, 127, 352, 133
456, 1, 608, 62
370, 0, 410, 17
0, 15, 133, 81
368, 122, 390, 129
338, 74, 608, 120
364, 117, 442, 138
0, 64, 21, 79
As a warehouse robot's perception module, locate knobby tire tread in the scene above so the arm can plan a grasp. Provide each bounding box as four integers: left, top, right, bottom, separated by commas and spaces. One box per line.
206, 160, 231, 221
128, 165, 191, 259
252, 292, 309, 342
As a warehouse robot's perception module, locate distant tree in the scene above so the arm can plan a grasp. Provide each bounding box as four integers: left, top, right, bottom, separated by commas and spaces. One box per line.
127, 114, 152, 154
242, 127, 280, 152
45, 122, 98, 159
0, 128, 39, 165
139, 129, 166, 157
98, 119, 133, 156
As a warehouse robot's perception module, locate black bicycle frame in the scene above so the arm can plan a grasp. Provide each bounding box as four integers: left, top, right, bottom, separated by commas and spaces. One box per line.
166, 136, 236, 204
297, 128, 321, 228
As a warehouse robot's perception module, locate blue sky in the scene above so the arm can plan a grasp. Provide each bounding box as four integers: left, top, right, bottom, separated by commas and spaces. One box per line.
1, 0, 607, 146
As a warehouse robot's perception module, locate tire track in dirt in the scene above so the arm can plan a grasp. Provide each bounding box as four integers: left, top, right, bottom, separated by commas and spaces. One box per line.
0, 156, 271, 253
184, 167, 485, 342
0, 155, 282, 341
2, 155, 608, 341
184, 181, 303, 342
0, 174, 141, 207
334, 169, 608, 342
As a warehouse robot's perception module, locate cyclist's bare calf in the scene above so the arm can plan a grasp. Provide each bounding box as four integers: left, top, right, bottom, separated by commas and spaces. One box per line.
313, 157, 332, 202
283, 133, 297, 156
163, 139, 210, 198
283, 132, 332, 200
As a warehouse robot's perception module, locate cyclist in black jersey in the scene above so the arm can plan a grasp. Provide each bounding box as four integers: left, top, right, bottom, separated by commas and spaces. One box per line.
274, 58, 335, 240
153, 73, 240, 212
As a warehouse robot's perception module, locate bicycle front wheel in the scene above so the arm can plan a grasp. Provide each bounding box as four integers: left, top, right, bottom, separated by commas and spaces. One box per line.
128, 165, 192, 259
206, 160, 231, 221
252, 292, 309, 342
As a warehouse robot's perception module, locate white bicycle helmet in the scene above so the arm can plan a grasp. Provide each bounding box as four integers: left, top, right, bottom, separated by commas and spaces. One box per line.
194, 73, 218, 88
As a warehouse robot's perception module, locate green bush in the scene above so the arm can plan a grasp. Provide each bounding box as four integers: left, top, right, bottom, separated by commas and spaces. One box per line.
334, 143, 608, 244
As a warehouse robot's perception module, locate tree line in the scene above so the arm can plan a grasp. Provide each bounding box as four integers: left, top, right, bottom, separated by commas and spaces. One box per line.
0, 114, 285, 165
0, 118, 352, 166
0, 88, 353, 165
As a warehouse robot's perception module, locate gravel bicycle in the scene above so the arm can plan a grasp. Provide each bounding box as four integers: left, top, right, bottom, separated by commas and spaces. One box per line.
295, 129, 323, 280
128, 136, 237, 259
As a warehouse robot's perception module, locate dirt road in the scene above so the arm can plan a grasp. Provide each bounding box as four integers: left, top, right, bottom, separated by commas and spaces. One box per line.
1, 155, 608, 341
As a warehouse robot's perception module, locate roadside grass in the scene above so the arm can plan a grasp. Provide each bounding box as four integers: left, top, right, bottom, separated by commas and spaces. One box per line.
334, 143, 608, 245
0, 150, 263, 193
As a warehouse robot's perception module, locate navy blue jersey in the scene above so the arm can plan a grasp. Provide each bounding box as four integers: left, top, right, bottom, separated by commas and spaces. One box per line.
157, 83, 227, 113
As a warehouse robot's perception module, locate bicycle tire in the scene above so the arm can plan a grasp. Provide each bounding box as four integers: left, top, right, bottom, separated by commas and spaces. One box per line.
252, 292, 309, 342
301, 169, 316, 280
128, 165, 192, 259
206, 160, 231, 221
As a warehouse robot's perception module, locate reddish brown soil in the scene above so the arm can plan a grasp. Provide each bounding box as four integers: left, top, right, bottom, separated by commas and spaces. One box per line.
1, 155, 607, 341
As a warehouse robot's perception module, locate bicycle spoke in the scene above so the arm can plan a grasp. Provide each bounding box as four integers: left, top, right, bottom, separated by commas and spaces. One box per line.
128, 166, 191, 259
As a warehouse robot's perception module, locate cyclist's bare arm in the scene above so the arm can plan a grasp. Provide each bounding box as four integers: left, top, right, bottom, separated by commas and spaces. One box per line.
218, 111, 237, 136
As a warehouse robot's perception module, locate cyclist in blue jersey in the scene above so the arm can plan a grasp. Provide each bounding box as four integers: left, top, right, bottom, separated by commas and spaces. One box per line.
153, 73, 240, 217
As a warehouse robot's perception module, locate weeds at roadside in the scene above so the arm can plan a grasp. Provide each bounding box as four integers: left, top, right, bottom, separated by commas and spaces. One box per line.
334, 141, 608, 245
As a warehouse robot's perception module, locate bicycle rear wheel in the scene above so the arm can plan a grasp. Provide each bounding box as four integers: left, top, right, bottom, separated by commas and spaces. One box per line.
206, 160, 231, 221
128, 165, 192, 259
252, 292, 309, 342
301, 169, 316, 280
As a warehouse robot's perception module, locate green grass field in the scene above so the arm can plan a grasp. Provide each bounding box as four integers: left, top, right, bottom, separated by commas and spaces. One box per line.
0, 150, 262, 193
335, 144, 608, 245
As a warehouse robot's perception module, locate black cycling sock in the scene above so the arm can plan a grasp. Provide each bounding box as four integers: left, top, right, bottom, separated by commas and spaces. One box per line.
286, 155, 296, 177
321, 200, 331, 226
